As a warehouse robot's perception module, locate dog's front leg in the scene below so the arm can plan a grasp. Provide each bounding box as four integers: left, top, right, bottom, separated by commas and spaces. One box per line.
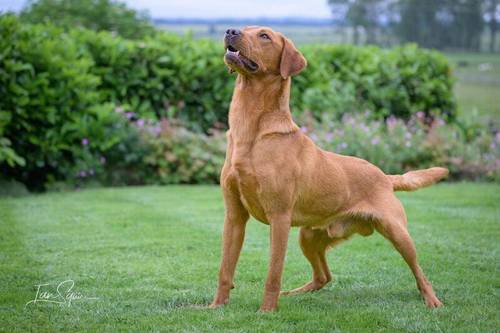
210, 190, 249, 308
260, 213, 292, 312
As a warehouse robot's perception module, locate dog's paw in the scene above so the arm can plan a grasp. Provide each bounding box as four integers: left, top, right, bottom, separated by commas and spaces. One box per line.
425, 296, 443, 308
258, 305, 278, 312
208, 299, 228, 309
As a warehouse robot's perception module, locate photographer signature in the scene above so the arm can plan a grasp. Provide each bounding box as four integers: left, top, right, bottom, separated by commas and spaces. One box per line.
25, 279, 98, 307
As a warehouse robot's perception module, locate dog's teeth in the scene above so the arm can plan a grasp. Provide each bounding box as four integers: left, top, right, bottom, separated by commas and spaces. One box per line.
236, 51, 240, 56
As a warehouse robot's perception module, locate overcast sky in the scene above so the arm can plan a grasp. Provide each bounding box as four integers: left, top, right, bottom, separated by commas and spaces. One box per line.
0, 0, 332, 18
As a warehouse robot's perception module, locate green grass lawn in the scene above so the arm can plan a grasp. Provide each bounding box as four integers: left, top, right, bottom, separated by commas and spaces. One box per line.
0, 183, 499, 332
445, 52, 500, 126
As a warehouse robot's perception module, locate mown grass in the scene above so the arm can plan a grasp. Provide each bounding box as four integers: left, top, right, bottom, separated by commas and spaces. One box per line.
0, 183, 499, 332
446, 52, 500, 126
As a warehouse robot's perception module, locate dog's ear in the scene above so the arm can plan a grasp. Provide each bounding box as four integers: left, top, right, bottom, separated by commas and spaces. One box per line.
280, 37, 307, 79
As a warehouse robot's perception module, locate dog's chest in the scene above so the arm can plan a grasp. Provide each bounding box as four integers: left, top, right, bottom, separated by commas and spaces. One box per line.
226, 142, 268, 222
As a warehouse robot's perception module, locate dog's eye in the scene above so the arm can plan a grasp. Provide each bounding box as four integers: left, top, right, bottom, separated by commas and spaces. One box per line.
259, 33, 270, 40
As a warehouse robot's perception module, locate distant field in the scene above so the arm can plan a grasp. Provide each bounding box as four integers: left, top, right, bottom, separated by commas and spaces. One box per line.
158, 23, 364, 45
445, 52, 500, 126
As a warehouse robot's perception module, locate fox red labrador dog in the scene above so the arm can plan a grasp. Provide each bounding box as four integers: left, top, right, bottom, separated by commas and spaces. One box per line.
209, 26, 448, 312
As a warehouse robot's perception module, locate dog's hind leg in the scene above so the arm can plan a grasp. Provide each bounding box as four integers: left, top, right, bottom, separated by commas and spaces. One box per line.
281, 227, 339, 296
375, 199, 443, 308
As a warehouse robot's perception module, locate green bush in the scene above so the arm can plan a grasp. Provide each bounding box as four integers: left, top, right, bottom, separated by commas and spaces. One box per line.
0, 16, 473, 190
67, 26, 455, 133
71, 29, 233, 132
0, 15, 130, 190
295, 44, 456, 121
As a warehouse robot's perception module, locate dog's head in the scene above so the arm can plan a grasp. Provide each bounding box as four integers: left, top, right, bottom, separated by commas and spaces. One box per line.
224, 26, 307, 79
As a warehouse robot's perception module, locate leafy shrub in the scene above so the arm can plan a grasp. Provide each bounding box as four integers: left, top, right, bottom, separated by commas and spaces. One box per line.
66, 26, 455, 133
20, 0, 154, 39
295, 44, 456, 121
0, 15, 131, 190
71, 29, 233, 132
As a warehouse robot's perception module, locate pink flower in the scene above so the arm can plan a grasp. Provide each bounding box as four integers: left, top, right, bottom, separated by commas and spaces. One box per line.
81, 138, 89, 146
416, 111, 425, 119
436, 119, 445, 126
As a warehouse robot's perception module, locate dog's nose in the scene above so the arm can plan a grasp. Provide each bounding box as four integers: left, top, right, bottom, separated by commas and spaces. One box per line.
225, 28, 241, 36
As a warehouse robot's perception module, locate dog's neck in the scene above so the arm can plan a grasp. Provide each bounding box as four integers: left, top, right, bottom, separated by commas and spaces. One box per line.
228, 74, 298, 143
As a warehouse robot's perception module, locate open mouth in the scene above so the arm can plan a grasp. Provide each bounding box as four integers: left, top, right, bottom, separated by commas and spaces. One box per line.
225, 45, 259, 72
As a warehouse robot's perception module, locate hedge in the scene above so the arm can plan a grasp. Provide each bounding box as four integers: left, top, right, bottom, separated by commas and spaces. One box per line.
0, 15, 458, 189
69, 18, 456, 131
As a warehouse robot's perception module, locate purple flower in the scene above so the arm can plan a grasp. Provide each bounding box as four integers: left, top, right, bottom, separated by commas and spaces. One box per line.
337, 142, 348, 150
115, 106, 123, 114
78, 171, 87, 177
405, 132, 412, 140
146, 124, 161, 136
325, 132, 334, 142
386, 116, 397, 129
310, 134, 318, 142
125, 112, 135, 120
371, 137, 380, 145
81, 138, 89, 146
300, 126, 308, 133
416, 111, 425, 119
136, 119, 145, 127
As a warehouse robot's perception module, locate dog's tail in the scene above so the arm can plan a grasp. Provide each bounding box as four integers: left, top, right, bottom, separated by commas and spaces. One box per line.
387, 167, 449, 192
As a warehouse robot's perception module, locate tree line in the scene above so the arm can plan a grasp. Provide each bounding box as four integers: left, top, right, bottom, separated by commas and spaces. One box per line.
328, 0, 499, 52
